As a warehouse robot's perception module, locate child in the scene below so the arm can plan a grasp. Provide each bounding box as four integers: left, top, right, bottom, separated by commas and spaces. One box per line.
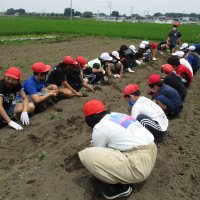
0, 67, 35, 130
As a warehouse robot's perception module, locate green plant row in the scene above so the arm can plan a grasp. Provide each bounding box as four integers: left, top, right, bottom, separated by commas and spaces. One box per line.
0, 16, 199, 43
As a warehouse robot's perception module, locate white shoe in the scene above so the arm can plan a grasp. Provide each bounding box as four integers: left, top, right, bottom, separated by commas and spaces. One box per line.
136, 60, 142, 65
127, 68, 135, 73
152, 57, 157, 61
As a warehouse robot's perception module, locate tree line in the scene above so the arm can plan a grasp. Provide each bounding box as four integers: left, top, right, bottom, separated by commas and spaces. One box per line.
3, 8, 200, 20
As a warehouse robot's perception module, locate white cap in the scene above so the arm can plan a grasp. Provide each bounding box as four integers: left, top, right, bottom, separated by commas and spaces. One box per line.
188, 45, 195, 51
129, 45, 136, 52
111, 51, 120, 59
141, 40, 149, 45
139, 43, 145, 49
180, 43, 188, 50
100, 52, 113, 61
172, 51, 185, 58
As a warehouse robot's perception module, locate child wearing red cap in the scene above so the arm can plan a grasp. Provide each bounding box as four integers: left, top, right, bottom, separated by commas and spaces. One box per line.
123, 84, 168, 140
22, 62, 58, 110
75, 56, 95, 93
148, 74, 183, 117
167, 56, 193, 87
79, 100, 157, 199
47, 56, 91, 97
161, 64, 187, 100
47, 56, 83, 97
0, 67, 35, 130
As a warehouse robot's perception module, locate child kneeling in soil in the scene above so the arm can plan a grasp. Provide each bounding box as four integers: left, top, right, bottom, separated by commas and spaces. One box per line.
22, 62, 58, 112
0, 67, 35, 130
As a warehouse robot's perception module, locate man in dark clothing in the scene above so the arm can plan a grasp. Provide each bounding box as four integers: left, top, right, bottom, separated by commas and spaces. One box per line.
167, 22, 182, 53
161, 64, 187, 101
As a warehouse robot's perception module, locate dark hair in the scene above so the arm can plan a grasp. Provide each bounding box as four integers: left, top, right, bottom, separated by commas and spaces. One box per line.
167, 56, 180, 66
149, 81, 163, 88
120, 45, 128, 51
33, 72, 48, 76
85, 110, 110, 128
93, 63, 100, 69
133, 90, 141, 96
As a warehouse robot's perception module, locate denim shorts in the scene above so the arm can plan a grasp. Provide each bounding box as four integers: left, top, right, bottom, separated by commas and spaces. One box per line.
0, 102, 16, 123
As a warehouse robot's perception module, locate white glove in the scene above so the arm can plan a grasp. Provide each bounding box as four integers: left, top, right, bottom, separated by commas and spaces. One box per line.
114, 74, 120, 78
8, 120, 23, 130
20, 112, 30, 125
102, 69, 106, 75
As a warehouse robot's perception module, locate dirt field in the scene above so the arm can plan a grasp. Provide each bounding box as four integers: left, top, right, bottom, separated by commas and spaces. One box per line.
0, 37, 200, 200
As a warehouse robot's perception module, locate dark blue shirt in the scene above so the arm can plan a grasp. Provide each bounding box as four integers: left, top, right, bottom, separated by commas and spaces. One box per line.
153, 83, 183, 112
187, 53, 200, 73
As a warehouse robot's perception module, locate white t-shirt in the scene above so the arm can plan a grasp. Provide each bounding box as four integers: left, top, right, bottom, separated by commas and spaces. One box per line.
131, 96, 168, 131
92, 112, 154, 151
180, 58, 193, 76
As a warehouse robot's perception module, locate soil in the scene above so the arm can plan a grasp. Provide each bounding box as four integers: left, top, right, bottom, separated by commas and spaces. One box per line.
0, 36, 200, 200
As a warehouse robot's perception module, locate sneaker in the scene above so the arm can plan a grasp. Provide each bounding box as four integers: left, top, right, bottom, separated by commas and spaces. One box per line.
102, 184, 132, 199
152, 57, 157, 61
127, 68, 135, 73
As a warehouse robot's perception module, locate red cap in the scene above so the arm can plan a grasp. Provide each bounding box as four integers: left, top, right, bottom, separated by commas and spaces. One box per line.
123, 84, 139, 96
76, 56, 87, 68
173, 22, 179, 27
32, 62, 51, 73
148, 74, 161, 84
83, 100, 105, 117
151, 42, 157, 49
4, 67, 22, 80
161, 64, 173, 74
63, 56, 78, 65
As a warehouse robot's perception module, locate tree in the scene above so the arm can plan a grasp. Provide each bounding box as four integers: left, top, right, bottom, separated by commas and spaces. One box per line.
64, 8, 74, 17
83, 11, 93, 18
74, 11, 81, 16
111, 11, 119, 18
154, 12, 163, 17
16, 8, 26, 15
6, 8, 15, 15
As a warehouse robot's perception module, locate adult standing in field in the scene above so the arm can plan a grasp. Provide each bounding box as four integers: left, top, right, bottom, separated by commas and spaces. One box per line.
79, 100, 157, 199
83, 52, 113, 84
23, 62, 58, 107
161, 64, 187, 101
0, 67, 35, 130
148, 74, 183, 117
167, 22, 182, 53
47, 56, 83, 97
123, 84, 168, 140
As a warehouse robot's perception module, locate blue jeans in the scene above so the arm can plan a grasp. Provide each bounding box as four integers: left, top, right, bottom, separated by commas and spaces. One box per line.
0, 103, 16, 123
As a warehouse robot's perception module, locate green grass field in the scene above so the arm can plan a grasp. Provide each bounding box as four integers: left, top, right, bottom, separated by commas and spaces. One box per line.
0, 16, 200, 43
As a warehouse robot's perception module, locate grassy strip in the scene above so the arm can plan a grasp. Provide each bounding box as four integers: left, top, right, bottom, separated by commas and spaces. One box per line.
0, 17, 199, 43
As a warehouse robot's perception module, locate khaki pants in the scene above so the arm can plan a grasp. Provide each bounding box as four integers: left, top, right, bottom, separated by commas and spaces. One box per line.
78, 143, 157, 184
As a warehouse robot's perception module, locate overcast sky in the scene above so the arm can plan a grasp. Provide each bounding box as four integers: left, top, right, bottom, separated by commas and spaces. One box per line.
0, 0, 199, 15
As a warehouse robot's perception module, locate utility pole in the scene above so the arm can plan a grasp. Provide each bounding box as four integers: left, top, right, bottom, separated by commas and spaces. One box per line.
70, 0, 72, 20
107, 2, 112, 20
131, 7, 133, 22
